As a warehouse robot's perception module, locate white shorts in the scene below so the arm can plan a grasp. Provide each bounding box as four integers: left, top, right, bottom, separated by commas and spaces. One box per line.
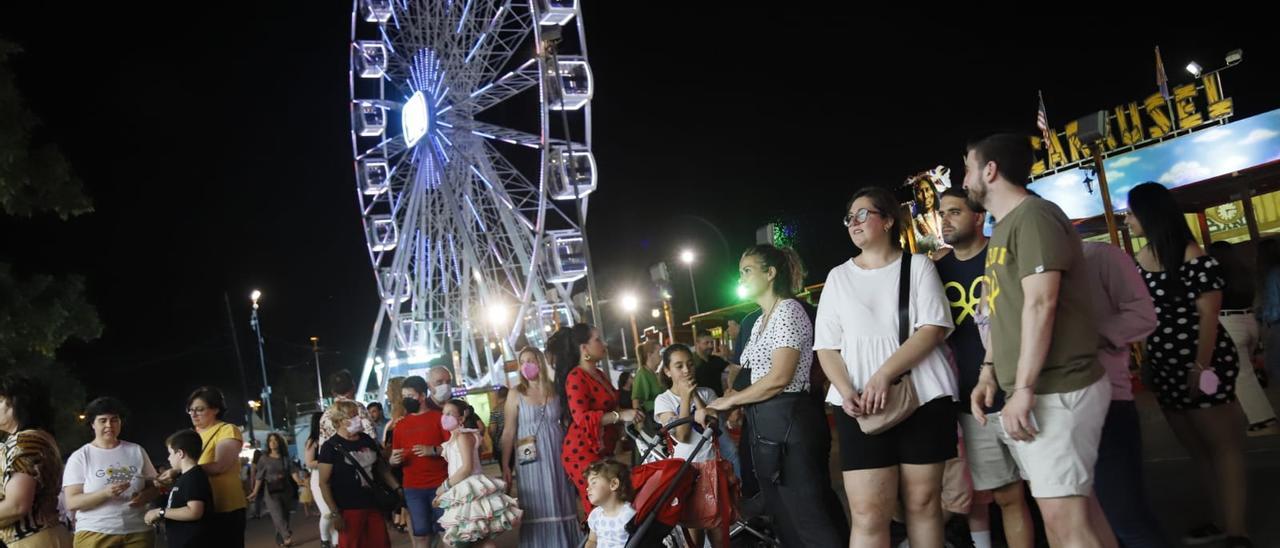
959, 412, 1021, 492
998, 376, 1111, 498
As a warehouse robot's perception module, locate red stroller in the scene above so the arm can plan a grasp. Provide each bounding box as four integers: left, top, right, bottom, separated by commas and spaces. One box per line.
624, 416, 737, 548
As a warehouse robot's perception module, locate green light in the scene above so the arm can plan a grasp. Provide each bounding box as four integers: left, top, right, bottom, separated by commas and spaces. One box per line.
735, 284, 748, 300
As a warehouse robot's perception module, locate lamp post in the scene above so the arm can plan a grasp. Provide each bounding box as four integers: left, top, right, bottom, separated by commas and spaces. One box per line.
680, 249, 700, 314
310, 336, 324, 405
621, 294, 639, 359
249, 290, 276, 432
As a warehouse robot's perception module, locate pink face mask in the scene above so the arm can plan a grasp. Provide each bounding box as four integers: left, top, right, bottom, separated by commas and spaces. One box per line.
440, 414, 460, 432
520, 361, 540, 380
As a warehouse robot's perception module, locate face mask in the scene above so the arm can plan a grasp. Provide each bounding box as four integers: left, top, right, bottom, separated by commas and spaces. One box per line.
431, 384, 453, 404
521, 361, 540, 380
345, 420, 364, 435
402, 397, 421, 414
440, 415, 460, 431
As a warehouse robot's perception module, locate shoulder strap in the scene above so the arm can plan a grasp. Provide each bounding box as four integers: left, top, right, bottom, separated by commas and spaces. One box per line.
899, 250, 912, 346
201, 423, 231, 454
333, 441, 380, 489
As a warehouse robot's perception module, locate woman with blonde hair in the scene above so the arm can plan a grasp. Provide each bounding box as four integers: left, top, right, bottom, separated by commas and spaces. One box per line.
499, 346, 583, 546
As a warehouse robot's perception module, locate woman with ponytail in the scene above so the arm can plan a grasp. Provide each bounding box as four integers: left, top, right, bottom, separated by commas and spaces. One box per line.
551, 324, 644, 514
706, 244, 846, 546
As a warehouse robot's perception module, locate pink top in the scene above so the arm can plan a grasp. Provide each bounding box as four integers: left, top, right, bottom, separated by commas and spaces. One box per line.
1083, 242, 1158, 401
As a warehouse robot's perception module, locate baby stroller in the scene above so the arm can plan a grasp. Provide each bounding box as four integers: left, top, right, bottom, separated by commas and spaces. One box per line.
623, 417, 778, 548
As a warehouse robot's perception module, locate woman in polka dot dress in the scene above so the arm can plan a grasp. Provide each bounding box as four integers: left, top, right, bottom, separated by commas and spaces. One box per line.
1126, 182, 1251, 548
548, 324, 645, 515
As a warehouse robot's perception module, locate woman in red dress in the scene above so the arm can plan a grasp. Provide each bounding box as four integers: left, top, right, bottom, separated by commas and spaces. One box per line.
550, 324, 645, 514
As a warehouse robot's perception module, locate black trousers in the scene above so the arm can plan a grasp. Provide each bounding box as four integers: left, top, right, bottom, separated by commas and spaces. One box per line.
747, 393, 847, 547
209, 508, 246, 548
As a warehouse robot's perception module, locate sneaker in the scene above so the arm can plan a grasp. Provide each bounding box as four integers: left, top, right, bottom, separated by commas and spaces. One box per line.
1225, 536, 1254, 548
1183, 524, 1227, 545
1247, 418, 1279, 437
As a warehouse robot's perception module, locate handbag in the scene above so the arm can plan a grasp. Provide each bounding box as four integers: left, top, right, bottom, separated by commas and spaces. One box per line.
335, 443, 402, 516
516, 397, 548, 465
856, 250, 922, 435
683, 430, 739, 532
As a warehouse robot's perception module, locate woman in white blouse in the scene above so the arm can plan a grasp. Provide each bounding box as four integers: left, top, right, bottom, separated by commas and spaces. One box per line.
706, 244, 845, 547
814, 186, 959, 548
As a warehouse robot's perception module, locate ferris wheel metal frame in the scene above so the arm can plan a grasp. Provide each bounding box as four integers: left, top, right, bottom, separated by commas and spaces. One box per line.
347, 0, 599, 394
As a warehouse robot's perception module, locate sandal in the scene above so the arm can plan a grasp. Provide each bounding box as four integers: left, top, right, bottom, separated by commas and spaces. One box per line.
1247, 418, 1279, 437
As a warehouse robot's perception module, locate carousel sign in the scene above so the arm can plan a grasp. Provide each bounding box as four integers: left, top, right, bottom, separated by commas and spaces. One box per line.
1031, 75, 1234, 177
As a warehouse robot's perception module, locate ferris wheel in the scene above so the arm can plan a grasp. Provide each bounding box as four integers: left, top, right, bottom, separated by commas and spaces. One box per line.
348, 0, 598, 392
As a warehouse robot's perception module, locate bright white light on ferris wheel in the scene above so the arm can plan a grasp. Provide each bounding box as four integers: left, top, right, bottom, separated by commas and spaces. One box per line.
402, 91, 430, 147
487, 304, 507, 328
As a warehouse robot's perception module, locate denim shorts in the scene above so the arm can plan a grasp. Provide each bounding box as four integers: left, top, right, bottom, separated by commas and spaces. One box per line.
403, 487, 443, 536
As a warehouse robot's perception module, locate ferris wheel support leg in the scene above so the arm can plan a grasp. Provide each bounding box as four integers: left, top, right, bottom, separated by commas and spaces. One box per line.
358, 303, 388, 403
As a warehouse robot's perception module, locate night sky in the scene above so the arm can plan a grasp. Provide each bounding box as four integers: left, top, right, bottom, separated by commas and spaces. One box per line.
2, 4, 1276, 452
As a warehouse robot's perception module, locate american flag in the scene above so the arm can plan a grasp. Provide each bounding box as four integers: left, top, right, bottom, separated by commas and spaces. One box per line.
1155, 46, 1170, 100
1036, 91, 1052, 147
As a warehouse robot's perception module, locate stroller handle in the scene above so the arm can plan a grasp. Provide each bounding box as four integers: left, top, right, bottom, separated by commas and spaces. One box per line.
658, 415, 720, 438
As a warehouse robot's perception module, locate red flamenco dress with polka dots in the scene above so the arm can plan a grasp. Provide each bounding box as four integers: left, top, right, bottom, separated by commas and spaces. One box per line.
560, 365, 621, 513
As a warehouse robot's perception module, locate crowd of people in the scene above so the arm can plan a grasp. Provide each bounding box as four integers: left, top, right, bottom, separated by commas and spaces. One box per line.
2, 133, 1277, 548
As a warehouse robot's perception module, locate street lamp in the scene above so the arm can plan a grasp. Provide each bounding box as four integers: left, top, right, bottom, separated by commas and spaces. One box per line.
1186, 61, 1203, 78
620, 293, 640, 361
248, 290, 276, 432
680, 249, 700, 314
310, 336, 324, 405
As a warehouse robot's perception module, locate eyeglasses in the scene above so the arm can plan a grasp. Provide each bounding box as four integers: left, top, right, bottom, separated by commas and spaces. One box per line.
842, 208, 883, 227
186, 407, 208, 415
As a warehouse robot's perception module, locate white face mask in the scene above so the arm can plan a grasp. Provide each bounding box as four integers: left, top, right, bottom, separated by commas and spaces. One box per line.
431, 384, 453, 404
345, 420, 364, 435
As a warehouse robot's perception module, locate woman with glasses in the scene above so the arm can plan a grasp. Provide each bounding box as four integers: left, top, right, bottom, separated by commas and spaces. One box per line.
815, 186, 958, 548
162, 387, 249, 548
706, 244, 846, 547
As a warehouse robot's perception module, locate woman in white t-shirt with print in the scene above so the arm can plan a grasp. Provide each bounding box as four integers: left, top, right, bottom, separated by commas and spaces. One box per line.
62, 397, 159, 547
654, 343, 729, 548
814, 186, 958, 548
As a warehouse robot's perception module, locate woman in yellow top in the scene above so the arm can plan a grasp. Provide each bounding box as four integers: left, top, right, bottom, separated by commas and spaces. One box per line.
164, 387, 248, 547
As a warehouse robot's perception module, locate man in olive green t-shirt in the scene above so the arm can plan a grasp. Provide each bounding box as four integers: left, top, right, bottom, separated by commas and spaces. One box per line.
963, 133, 1112, 548
630, 341, 663, 414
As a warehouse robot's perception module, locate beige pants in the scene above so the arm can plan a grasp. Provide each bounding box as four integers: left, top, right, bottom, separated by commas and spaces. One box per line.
1219, 312, 1277, 425
9, 525, 73, 548
73, 530, 155, 548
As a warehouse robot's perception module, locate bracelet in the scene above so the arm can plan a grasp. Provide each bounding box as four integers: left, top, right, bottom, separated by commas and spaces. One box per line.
1012, 386, 1034, 393
611, 410, 621, 423
980, 362, 995, 368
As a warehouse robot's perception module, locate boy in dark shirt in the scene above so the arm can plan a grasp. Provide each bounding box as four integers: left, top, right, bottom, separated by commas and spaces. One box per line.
145, 430, 212, 548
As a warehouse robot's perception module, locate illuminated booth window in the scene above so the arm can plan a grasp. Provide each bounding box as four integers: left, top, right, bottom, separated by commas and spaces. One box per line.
362, 0, 392, 23
537, 0, 577, 26
544, 229, 587, 283
355, 41, 388, 79
367, 215, 398, 251
359, 158, 389, 196
355, 102, 387, 137
548, 57, 592, 111
546, 146, 596, 200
